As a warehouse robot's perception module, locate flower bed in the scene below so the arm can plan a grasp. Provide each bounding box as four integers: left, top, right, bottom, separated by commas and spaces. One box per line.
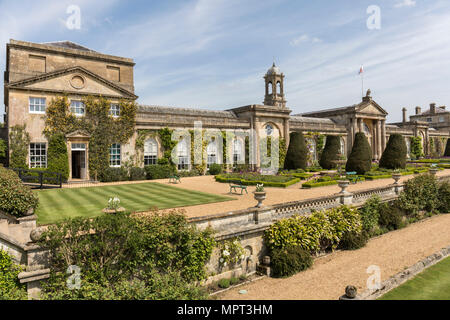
215, 173, 300, 188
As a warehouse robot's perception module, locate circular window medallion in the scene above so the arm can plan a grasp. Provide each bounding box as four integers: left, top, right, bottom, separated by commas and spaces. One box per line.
70, 75, 85, 89
265, 124, 273, 136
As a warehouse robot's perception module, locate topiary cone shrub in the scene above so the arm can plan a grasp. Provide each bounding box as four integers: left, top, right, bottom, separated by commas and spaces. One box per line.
284, 132, 308, 170
319, 135, 341, 169
345, 133, 372, 175
379, 133, 407, 170
0, 166, 38, 217
445, 139, 450, 157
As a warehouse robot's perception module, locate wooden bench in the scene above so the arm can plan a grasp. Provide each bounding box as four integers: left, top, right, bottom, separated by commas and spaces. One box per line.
229, 180, 248, 195
169, 175, 181, 184
346, 171, 362, 184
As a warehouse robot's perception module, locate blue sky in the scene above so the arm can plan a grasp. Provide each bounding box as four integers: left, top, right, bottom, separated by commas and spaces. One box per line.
1, 0, 450, 122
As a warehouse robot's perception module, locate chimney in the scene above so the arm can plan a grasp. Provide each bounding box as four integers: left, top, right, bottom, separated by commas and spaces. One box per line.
430, 103, 436, 114
402, 108, 407, 123
415, 106, 422, 115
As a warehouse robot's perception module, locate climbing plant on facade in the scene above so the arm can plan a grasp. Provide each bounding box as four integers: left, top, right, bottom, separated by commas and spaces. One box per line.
410, 136, 423, 159
9, 125, 30, 169
44, 96, 137, 181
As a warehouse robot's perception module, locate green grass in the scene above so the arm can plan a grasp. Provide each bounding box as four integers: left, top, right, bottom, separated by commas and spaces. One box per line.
34, 182, 233, 225
379, 256, 450, 300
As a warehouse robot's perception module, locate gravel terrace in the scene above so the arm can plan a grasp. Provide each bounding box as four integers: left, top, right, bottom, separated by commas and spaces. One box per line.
217, 213, 450, 300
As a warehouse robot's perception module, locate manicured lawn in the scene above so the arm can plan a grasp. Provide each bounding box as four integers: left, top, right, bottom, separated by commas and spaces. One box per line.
379, 256, 450, 300
34, 182, 233, 225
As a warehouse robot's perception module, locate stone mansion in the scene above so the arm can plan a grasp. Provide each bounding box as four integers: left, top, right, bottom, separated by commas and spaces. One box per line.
1, 39, 449, 181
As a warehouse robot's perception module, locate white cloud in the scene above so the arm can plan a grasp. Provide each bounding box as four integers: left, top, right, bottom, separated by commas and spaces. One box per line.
289, 34, 322, 47
395, 0, 416, 8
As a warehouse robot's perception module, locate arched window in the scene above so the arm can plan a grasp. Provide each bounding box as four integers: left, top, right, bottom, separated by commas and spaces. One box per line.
276, 81, 281, 94
340, 137, 345, 156
265, 124, 274, 136
144, 138, 158, 165
232, 138, 243, 164
177, 138, 189, 170
207, 140, 217, 167
268, 82, 273, 95
363, 123, 371, 136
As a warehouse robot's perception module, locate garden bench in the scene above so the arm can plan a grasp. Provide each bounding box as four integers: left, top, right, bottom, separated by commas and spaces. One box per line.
169, 175, 181, 184
346, 171, 363, 184
229, 180, 248, 195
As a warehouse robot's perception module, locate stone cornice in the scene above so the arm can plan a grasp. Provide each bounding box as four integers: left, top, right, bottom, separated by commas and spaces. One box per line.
8, 40, 135, 66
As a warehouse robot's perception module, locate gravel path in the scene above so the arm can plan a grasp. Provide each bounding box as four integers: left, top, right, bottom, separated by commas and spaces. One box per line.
164, 170, 450, 218
217, 214, 450, 300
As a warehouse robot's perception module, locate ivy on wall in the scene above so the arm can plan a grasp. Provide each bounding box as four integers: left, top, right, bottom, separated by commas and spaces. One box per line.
410, 136, 423, 159
44, 96, 137, 181
0, 138, 7, 165
9, 125, 30, 169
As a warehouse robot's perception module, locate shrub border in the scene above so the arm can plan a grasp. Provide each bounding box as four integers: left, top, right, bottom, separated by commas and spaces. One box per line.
215, 175, 300, 188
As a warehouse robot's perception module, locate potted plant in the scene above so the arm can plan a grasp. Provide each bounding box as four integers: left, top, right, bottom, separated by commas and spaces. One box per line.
253, 184, 266, 208
102, 196, 126, 214
392, 170, 402, 184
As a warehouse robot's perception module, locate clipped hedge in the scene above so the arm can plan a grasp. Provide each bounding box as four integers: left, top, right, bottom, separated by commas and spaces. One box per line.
264, 206, 362, 253
302, 180, 338, 188
145, 164, 175, 180
99, 167, 129, 182
270, 246, 313, 278
0, 166, 39, 217
215, 174, 300, 188
129, 167, 146, 181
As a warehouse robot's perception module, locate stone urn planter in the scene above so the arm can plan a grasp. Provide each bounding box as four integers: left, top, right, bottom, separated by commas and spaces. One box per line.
253, 192, 266, 208
337, 180, 350, 194
102, 207, 126, 214
429, 167, 439, 176
392, 173, 402, 185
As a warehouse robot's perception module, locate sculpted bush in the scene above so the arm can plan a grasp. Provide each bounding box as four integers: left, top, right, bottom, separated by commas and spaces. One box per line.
284, 132, 308, 170
379, 134, 407, 170
319, 135, 341, 170
346, 133, 372, 175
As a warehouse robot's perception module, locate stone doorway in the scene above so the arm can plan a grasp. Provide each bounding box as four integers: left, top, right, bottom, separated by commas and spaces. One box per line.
66, 130, 90, 181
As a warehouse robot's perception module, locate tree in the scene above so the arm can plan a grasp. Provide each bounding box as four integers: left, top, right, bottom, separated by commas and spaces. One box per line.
319, 135, 341, 169
284, 132, 308, 170
410, 137, 423, 159
379, 134, 407, 169
47, 133, 69, 181
346, 132, 372, 174
445, 139, 450, 157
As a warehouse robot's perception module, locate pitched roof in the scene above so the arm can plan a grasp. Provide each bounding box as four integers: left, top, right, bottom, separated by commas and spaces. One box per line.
42, 41, 96, 52
138, 105, 238, 118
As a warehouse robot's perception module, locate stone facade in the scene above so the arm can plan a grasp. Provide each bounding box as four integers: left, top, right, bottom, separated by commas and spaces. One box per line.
3, 39, 450, 181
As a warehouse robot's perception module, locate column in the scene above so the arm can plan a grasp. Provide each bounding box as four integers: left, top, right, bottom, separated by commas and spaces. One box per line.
381, 120, 386, 151
377, 120, 382, 160
358, 118, 363, 133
